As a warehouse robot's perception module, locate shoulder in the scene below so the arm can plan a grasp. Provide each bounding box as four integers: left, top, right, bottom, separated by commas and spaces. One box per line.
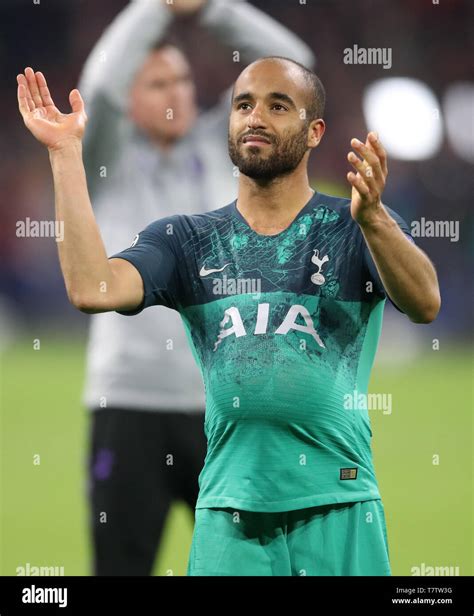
139, 203, 235, 247
312, 191, 353, 225
170, 202, 235, 230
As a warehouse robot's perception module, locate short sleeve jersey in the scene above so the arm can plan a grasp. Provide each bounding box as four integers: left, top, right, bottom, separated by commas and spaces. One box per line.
110, 191, 414, 511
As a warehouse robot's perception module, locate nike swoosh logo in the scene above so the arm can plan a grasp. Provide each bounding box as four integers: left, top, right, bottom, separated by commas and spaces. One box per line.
199, 263, 231, 277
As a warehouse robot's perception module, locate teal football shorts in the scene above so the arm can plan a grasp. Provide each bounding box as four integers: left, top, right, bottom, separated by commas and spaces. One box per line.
187, 499, 391, 576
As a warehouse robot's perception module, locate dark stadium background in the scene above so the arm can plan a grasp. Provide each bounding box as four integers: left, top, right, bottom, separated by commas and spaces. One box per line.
0, 0, 472, 576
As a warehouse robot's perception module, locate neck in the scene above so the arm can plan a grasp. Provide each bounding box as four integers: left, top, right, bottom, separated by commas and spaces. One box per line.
236, 164, 315, 235
150, 134, 176, 152
135, 124, 179, 152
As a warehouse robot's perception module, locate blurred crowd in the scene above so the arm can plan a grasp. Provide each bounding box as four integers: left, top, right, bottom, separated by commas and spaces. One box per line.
1, 0, 472, 337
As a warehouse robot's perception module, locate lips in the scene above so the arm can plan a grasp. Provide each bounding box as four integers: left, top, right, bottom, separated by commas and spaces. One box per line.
242, 134, 271, 145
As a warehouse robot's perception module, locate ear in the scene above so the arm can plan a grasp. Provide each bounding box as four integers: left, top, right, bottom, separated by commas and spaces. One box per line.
308, 119, 325, 149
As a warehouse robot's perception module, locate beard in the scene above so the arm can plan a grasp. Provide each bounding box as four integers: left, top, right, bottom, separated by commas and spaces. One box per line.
228, 123, 310, 182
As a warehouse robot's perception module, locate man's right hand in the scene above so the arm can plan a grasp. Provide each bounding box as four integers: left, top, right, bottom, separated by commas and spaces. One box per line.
17, 67, 87, 151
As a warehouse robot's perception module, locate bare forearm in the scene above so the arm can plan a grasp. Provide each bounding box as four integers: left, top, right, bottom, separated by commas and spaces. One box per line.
17, 69, 142, 314
360, 207, 441, 323
49, 141, 114, 308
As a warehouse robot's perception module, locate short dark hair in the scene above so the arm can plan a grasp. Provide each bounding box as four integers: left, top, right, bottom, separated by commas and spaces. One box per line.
254, 56, 326, 121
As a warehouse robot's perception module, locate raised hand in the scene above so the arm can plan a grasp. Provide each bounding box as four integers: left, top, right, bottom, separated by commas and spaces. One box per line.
347, 132, 388, 226
17, 67, 87, 150
162, 0, 207, 15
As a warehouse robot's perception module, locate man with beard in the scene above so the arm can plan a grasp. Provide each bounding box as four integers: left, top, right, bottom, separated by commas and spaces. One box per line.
17, 57, 440, 575
77, 0, 315, 576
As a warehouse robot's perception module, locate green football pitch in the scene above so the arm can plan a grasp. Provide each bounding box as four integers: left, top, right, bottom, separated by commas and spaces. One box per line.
1, 336, 472, 576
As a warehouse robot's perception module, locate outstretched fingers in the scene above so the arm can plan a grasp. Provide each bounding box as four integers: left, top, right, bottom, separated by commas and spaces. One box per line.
367, 131, 388, 177
349, 138, 383, 185
17, 74, 35, 113
17, 83, 30, 118
69, 89, 85, 115
347, 171, 370, 197
25, 67, 43, 108
35, 71, 55, 108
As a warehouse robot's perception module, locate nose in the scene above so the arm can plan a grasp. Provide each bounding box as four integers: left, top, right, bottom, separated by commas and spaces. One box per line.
247, 105, 267, 130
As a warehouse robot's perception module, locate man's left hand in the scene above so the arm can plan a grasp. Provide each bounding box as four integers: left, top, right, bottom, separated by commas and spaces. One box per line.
347, 131, 388, 226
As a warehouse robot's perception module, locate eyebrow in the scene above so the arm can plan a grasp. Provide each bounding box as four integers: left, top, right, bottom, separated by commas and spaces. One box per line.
233, 91, 297, 110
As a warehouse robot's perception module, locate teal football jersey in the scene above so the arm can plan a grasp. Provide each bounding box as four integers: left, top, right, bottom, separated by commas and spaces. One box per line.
110, 191, 414, 511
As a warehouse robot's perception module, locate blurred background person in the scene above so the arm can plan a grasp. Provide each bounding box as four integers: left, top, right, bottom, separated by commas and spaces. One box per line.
78, 0, 315, 576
